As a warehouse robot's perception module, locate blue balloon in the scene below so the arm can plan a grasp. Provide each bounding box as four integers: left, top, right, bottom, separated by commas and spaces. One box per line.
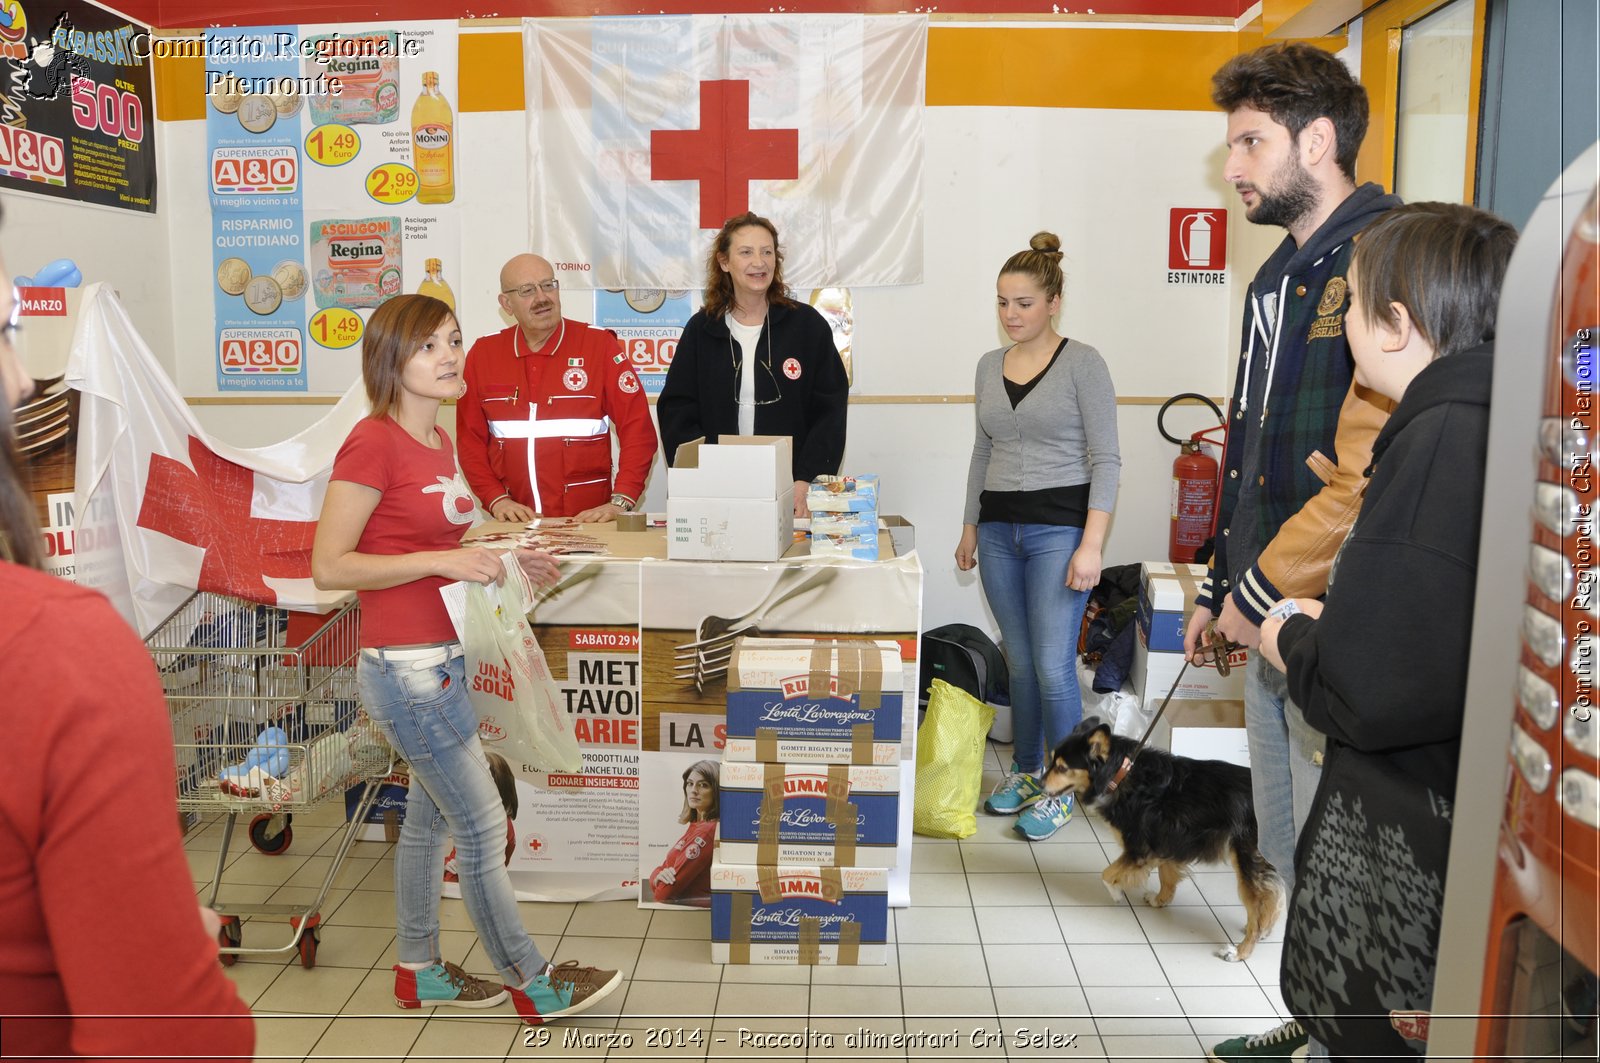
32, 259, 81, 287
12, 275, 32, 288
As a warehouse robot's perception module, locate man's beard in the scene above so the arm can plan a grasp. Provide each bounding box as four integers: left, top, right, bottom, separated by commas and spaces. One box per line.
1244, 155, 1319, 230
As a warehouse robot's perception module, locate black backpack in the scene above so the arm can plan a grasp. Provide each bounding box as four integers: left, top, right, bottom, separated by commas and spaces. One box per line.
918, 624, 1009, 707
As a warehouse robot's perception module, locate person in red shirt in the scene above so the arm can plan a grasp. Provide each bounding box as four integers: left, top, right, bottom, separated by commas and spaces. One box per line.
313, 294, 623, 1024
0, 251, 255, 1059
648, 759, 719, 907
457, 254, 657, 523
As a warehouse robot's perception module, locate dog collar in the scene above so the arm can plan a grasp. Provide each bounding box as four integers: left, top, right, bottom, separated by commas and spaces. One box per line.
1104, 756, 1135, 794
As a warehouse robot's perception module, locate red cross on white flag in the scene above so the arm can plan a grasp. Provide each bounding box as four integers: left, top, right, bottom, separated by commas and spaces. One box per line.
65, 284, 369, 637
525, 14, 927, 289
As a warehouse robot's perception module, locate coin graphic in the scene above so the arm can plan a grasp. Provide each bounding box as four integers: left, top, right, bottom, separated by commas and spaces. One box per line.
210, 75, 243, 114
269, 90, 302, 118
624, 289, 666, 314
243, 275, 284, 316
271, 260, 308, 301
216, 257, 252, 296
237, 96, 277, 134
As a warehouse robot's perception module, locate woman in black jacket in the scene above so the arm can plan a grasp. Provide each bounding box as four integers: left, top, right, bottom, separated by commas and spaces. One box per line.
1257, 202, 1518, 1061
657, 212, 848, 517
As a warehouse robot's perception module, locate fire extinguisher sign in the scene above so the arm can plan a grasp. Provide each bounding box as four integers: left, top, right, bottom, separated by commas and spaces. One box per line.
1168, 208, 1228, 286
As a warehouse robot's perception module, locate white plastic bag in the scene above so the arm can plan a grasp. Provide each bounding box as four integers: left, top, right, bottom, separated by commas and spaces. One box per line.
463, 553, 582, 773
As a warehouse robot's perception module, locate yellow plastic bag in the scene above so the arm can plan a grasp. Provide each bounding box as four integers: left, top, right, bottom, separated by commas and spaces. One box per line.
913, 679, 996, 839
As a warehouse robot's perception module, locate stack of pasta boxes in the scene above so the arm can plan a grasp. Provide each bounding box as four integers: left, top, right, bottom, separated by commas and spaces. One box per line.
712, 637, 904, 964
806, 474, 880, 560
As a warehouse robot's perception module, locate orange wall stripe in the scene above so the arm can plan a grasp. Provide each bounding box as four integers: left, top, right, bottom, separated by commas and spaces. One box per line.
927, 27, 1239, 111
154, 50, 207, 122
155, 26, 1242, 120
460, 32, 525, 112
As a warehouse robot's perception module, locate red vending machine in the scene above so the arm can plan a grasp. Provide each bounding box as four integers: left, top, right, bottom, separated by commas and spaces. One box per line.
1476, 178, 1600, 1056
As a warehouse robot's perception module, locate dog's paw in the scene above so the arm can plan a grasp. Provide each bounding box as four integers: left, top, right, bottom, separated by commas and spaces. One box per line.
1215, 944, 1242, 962
1143, 890, 1170, 909
1102, 881, 1124, 902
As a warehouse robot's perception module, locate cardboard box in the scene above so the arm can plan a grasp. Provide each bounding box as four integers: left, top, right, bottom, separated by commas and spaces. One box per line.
711, 863, 889, 964
880, 515, 915, 556
668, 436, 793, 500
667, 496, 794, 562
724, 638, 904, 764
717, 762, 900, 868
1148, 698, 1249, 767
1136, 561, 1208, 654
808, 532, 879, 561
1131, 624, 1248, 703
807, 474, 879, 514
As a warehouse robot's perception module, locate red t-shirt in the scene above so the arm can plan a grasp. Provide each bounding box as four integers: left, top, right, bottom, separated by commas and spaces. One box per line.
0, 563, 254, 1060
331, 417, 479, 647
650, 818, 717, 905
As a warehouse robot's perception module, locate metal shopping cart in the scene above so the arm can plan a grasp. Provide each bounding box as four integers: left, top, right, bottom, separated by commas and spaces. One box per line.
146, 591, 392, 968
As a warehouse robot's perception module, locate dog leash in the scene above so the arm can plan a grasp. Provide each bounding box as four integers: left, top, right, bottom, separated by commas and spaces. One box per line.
1104, 622, 1239, 794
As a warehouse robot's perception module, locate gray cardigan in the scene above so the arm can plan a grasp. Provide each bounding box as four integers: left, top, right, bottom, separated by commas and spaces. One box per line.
963, 339, 1121, 525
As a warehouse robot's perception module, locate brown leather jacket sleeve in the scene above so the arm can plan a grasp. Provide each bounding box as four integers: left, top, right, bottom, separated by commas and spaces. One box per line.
1249, 380, 1394, 604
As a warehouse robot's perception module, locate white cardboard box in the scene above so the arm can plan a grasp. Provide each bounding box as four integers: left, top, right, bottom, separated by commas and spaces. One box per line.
668, 436, 793, 500
1147, 698, 1249, 767
666, 495, 794, 562
1131, 624, 1248, 703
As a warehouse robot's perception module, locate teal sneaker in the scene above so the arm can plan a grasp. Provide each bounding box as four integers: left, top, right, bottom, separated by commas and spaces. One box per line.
984, 764, 1044, 815
510, 960, 623, 1025
1207, 1019, 1309, 1061
1014, 793, 1073, 841
393, 961, 507, 1009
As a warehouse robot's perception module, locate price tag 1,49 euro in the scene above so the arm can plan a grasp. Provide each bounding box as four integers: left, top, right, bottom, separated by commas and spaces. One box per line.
366, 163, 418, 205
309, 307, 364, 350
304, 124, 360, 167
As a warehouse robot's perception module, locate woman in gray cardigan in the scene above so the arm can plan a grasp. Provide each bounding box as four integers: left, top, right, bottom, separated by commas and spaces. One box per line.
955, 232, 1121, 841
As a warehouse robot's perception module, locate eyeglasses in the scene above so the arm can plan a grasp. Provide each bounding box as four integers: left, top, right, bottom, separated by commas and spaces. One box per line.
731, 335, 782, 409
502, 279, 560, 299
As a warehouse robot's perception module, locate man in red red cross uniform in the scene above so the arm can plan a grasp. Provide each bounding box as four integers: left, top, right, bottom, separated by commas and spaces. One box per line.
458, 254, 658, 522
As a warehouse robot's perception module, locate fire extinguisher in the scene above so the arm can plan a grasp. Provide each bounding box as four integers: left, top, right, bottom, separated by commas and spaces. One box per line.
1158, 392, 1227, 564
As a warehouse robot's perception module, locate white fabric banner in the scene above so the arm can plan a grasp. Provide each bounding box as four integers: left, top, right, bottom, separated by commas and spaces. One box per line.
525, 14, 926, 289
66, 284, 368, 637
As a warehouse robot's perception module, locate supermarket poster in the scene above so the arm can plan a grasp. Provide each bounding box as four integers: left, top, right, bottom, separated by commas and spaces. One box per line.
203, 21, 460, 393
0, 0, 158, 211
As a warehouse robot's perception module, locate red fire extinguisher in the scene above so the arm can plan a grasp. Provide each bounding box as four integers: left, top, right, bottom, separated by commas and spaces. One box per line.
1158, 393, 1227, 564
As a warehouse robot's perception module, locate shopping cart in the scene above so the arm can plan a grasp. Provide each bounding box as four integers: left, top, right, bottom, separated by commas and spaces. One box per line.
146, 591, 392, 968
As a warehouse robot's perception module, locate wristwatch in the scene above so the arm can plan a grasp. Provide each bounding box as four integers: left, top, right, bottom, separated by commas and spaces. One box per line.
609, 493, 636, 512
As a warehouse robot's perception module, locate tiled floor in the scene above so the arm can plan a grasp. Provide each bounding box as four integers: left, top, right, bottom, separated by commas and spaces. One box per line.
191, 742, 1290, 1061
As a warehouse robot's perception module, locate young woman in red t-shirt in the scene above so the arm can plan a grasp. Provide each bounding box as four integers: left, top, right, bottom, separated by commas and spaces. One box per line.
648, 759, 719, 907
312, 294, 622, 1024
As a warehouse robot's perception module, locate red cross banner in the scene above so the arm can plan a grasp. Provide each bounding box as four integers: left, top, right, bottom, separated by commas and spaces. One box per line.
525, 14, 926, 289
65, 284, 370, 636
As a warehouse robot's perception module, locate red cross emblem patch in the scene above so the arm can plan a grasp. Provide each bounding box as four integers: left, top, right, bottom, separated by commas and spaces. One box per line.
618, 370, 640, 394
563, 367, 589, 391
783, 357, 802, 380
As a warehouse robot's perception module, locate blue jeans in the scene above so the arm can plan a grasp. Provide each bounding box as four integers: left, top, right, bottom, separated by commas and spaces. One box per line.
977, 522, 1090, 774
358, 646, 546, 987
1243, 655, 1325, 895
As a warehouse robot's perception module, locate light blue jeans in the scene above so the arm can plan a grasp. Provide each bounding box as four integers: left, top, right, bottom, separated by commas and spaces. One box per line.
977, 522, 1090, 774
1243, 655, 1325, 896
358, 646, 545, 987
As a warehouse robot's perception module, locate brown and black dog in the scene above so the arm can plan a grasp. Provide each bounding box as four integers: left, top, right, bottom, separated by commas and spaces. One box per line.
1041, 716, 1281, 962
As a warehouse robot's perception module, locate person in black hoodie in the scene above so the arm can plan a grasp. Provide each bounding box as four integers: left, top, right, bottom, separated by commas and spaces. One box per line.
658, 212, 849, 517
1257, 202, 1519, 1061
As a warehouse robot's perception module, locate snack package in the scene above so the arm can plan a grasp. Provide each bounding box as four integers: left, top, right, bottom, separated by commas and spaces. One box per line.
305, 31, 401, 126
809, 513, 878, 539
310, 216, 403, 310
808, 532, 879, 561
807, 474, 879, 514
